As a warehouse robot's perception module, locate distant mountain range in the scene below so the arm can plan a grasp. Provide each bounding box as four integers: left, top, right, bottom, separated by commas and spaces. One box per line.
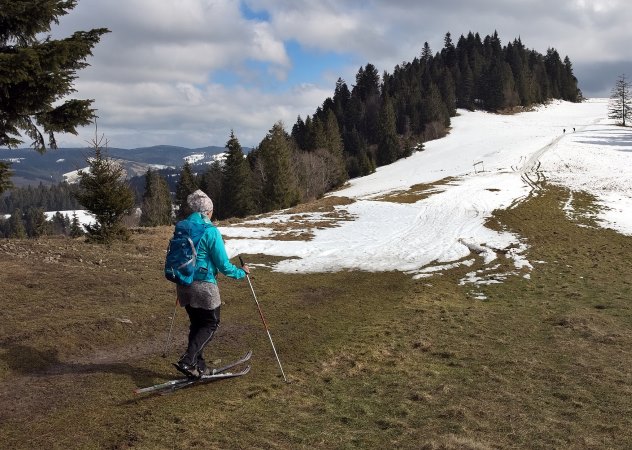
0, 145, 248, 187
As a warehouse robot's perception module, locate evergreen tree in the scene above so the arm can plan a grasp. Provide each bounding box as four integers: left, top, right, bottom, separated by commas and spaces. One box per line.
562, 56, 581, 102
352, 64, 381, 144
609, 74, 632, 126
69, 212, 84, 238
309, 116, 328, 150
422, 82, 447, 128
24, 206, 48, 238
51, 211, 69, 235
139, 168, 172, 226
438, 68, 457, 116
73, 135, 135, 243
481, 57, 505, 110
457, 62, 475, 109
377, 95, 399, 166
258, 122, 299, 211
442, 32, 457, 69
421, 42, 433, 62
332, 78, 350, 129
174, 162, 198, 220
544, 48, 563, 99
198, 161, 223, 219
8, 208, 27, 238
221, 131, 254, 219
291, 116, 308, 150
324, 109, 348, 187
0, 0, 109, 152
0, 162, 11, 196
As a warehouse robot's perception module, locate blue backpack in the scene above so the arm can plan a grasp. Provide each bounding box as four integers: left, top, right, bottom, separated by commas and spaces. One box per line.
164, 219, 211, 286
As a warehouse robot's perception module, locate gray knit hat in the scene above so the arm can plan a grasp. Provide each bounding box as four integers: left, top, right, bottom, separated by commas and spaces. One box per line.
187, 189, 214, 213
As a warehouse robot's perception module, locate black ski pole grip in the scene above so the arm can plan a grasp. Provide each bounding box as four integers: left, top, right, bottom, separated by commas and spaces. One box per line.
239, 256, 245, 267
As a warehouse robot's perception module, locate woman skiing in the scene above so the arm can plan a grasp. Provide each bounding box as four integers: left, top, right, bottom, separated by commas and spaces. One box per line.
174, 189, 249, 378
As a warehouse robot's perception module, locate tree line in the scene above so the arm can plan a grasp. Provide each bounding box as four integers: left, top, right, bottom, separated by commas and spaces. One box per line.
0, 182, 81, 213
0, 207, 84, 239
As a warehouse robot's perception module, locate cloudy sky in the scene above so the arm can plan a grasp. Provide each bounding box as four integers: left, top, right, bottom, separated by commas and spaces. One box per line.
50, 0, 632, 149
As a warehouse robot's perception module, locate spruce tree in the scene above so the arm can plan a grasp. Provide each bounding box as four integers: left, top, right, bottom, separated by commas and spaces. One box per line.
544, 48, 563, 99
69, 212, 84, 237
50, 211, 69, 235
457, 62, 475, 109
481, 58, 505, 110
0, 0, 109, 152
324, 109, 348, 187
0, 162, 11, 196
353, 64, 381, 144
608, 74, 631, 126
8, 208, 26, 239
562, 56, 581, 102
291, 116, 308, 150
198, 161, 223, 219
333, 78, 350, 129
421, 42, 433, 62
307, 116, 327, 150
258, 122, 299, 211
221, 131, 254, 219
139, 168, 173, 226
24, 206, 48, 238
174, 162, 198, 220
377, 95, 399, 166
0, 1, 108, 195
73, 135, 135, 243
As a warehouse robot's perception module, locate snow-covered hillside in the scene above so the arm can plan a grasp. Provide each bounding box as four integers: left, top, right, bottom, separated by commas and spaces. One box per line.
222, 99, 631, 281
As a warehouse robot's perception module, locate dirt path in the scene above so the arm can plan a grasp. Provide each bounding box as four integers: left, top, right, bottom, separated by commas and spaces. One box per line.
0, 335, 185, 424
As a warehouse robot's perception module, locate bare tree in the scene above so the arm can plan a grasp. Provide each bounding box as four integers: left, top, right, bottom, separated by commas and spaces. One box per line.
608, 74, 631, 126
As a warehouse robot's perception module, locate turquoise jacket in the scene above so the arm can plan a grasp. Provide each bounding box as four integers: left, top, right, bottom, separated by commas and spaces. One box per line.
187, 212, 246, 283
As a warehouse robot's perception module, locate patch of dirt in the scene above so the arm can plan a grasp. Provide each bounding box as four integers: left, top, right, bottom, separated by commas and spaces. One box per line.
375, 177, 457, 203
222, 196, 356, 240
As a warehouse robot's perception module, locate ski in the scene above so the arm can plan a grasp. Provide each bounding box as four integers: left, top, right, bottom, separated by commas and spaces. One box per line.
135, 365, 251, 395
168, 365, 251, 393
171, 348, 252, 378
208, 349, 252, 375
134, 350, 252, 395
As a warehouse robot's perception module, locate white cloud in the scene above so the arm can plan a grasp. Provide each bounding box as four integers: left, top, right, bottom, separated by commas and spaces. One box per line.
58, 80, 331, 149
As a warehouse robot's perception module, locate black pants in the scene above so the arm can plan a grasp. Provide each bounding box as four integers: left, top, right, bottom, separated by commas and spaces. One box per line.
181, 305, 220, 370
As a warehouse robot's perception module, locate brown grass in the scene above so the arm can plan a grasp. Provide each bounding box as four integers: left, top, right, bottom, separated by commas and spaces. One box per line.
221, 196, 356, 241
376, 177, 457, 203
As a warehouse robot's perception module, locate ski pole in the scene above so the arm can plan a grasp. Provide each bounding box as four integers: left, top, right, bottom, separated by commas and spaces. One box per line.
162, 295, 179, 358
239, 256, 288, 383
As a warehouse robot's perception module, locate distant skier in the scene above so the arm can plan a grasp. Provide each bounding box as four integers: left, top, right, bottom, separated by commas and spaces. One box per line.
563, 128, 566, 133
174, 190, 250, 378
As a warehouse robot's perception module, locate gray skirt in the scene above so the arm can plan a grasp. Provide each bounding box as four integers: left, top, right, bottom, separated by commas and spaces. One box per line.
176, 281, 221, 310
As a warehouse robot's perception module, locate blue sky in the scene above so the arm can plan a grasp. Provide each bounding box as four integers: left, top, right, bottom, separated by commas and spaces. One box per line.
212, 40, 353, 93
44, 0, 632, 149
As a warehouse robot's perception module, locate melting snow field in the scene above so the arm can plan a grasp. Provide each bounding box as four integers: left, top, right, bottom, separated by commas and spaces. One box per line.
223, 98, 632, 283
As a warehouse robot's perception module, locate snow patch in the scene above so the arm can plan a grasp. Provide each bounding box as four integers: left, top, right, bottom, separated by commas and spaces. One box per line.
184, 153, 205, 164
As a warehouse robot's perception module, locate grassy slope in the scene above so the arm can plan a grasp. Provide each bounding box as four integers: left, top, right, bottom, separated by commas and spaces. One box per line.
0, 184, 631, 449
